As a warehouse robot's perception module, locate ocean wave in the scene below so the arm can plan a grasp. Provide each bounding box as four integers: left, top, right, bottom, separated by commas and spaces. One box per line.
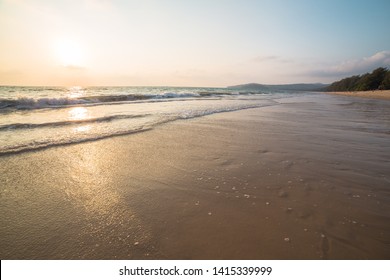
0, 114, 150, 131
0, 97, 87, 110
0, 101, 276, 156
0, 127, 152, 156
0, 92, 202, 111
0, 91, 268, 111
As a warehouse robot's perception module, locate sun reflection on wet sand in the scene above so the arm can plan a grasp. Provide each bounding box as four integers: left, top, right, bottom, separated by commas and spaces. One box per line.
66, 144, 121, 217
59, 143, 151, 258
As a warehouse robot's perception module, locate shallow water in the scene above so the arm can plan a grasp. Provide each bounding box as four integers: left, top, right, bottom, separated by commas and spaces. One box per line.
0, 86, 288, 155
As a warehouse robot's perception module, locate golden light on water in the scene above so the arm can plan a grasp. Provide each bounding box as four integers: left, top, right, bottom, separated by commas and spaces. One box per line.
69, 107, 88, 120
68, 86, 85, 98
68, 107, 92, 132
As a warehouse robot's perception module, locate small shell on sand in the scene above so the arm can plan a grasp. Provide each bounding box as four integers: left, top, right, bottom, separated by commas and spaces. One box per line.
284, 237, 290, 242
208, 212, 212, 216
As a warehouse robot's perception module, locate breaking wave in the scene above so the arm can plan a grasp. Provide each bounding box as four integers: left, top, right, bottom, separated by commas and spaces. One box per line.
0, 114, 150, 131
0, 91, 267, 111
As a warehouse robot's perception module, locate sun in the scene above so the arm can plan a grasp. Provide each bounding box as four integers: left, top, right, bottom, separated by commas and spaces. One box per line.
54, 39, 85, 68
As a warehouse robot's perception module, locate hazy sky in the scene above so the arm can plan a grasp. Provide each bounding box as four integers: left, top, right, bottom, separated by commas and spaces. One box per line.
1, 0, 389, 87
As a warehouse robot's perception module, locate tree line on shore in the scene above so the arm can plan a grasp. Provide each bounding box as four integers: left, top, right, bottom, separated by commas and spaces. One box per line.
327, 67, 390, 91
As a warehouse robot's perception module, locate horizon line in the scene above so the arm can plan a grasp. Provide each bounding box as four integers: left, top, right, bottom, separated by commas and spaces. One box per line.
0, 82, 330, 88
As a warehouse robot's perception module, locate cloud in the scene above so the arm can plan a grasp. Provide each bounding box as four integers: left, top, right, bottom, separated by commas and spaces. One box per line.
309, 51, 390, 78
64, 65, 87, 71
251, 55, 292, 64
252, 55, 280, 62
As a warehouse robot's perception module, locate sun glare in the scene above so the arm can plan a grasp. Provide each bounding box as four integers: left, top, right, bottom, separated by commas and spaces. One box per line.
69, 107, 89, 120
54, 39, 85, 68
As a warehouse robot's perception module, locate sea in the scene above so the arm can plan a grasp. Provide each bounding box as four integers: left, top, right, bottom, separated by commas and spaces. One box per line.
0, 86, 294, 156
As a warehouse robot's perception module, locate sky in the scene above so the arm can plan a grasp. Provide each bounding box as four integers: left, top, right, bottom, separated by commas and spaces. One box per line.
0, 0, 389, 87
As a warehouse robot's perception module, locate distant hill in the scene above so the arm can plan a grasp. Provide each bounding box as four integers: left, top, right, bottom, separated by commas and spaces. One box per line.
228, 83, 328, 92
326, 67, 390, 91
228, 83, 269, 91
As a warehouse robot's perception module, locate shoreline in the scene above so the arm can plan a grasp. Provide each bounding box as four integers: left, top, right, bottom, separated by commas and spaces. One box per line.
1, 94, 389, 259
323, 90, 390, 100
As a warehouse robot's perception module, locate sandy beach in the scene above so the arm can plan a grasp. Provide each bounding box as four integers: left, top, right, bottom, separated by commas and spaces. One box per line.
0, 93, 389, 259
325, 90, 390, 100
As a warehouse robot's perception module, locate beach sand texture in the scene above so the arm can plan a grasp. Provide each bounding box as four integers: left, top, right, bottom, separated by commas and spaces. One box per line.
0, 94, 389, 259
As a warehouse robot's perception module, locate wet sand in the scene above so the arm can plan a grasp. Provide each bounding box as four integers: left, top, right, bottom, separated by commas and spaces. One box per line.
0, 94, 389, 259
325, 90, 390, 100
